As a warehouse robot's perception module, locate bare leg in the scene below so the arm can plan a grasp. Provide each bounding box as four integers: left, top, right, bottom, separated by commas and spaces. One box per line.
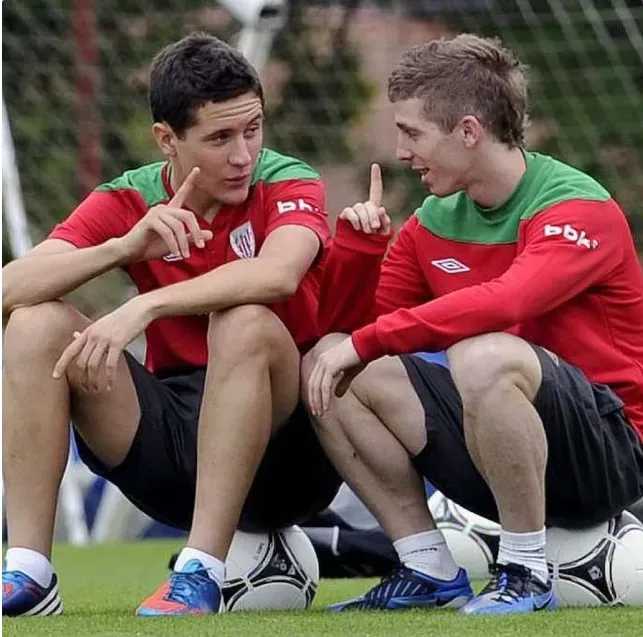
3, 302, 142, 558
448, 333, 547, 532
302, 339, 469, 610
302, 337, 432, 542
187, 305, 300, 559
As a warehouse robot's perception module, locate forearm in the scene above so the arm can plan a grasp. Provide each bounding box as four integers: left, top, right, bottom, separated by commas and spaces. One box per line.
2, 239, 126, 314
141, 258, 298, 320
352, 243, 615, 362
353, 281, 516, 362
319, 220, 389, 334
319, 250, 383, 335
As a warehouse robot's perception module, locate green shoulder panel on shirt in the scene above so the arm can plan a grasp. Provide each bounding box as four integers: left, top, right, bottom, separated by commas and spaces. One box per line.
251, 148, 320, 185
95, 162, 167, 207
415, 152, 611, 245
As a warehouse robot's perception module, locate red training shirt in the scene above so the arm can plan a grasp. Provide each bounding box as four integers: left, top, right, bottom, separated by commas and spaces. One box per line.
50, 148, 329, 373
320, 152, 643, 439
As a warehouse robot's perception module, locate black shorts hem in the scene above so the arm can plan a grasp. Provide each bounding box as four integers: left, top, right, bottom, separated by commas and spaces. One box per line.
74, 352, 150, 485
400, 349, 643, 528
74, 354, 340, 531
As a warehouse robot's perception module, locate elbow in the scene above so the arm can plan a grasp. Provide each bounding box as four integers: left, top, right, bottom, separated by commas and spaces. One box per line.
507, 296, 529, 326
3, 297, 20, 319
274, 275, 300, 300
494, 302, 524, 331
2, 270, 18, 316
2, 296, 12, 317
3, 285, 24, 317
270, 268, 301, 300
2, 262, 36, 316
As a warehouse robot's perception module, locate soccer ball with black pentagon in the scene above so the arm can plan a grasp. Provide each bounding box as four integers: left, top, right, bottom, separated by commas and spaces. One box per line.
223, 526, 319, 611
546, 510, 643, 606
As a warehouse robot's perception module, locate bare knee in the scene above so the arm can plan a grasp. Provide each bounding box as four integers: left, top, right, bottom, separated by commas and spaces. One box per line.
348, 356, 401, 406
207, 304, 285, 365
302, 349, 399, 413
307, 353, 426, 455
4, 301, 88, 362
300, 333, 348, 392
447, 333, 543, 416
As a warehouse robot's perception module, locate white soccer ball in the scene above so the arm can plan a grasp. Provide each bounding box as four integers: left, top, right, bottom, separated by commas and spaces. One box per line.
546, 510, 643, 606
223, 525, 319, 611
428, 491, 500, 580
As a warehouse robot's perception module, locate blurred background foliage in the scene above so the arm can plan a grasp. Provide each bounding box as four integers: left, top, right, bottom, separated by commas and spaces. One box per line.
3, 0, 642, 292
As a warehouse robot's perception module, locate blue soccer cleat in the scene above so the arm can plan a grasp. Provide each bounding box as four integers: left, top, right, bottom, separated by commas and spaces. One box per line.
460, 563, 557, 615
2, 570, 63, 617
328, 565, 473, 611
136, 559, 224, 616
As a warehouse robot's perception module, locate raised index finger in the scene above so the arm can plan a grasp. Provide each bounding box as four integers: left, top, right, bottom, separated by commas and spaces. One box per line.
368, 163, 383, 207
170, 167, 200, 207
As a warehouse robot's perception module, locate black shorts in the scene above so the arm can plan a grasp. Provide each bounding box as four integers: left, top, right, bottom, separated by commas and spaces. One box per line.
400, 347, 643, 528
74, 353, 341, 531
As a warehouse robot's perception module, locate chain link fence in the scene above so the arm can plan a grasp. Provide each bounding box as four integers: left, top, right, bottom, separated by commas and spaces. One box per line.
4, 0, 642, 313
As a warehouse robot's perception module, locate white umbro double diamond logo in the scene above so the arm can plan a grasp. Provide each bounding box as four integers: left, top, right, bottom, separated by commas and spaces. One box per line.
431, 258, 470, 274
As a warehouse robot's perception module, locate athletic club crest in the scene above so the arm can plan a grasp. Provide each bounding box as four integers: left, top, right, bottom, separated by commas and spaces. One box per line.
229, 221, 256, 259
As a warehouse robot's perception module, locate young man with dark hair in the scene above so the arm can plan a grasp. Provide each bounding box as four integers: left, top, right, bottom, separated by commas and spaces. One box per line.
2, 32, 340, 617
304, 34, 643, 615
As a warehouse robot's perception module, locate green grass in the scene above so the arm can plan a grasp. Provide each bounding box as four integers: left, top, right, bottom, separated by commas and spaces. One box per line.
3, 541, 641, 637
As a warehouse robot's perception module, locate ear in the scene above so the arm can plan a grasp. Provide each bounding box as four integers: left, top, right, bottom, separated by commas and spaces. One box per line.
459, 115, 483, 148
152, 122, 177, 157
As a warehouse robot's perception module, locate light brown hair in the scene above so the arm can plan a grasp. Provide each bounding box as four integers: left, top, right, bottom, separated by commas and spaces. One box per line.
388, 34, 528, 147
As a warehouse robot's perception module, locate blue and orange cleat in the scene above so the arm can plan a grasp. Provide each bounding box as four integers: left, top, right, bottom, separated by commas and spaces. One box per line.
2, 570, 63, 617
460, 563, 557, 615
328, 565, 473, 611
136, 559, 224, 616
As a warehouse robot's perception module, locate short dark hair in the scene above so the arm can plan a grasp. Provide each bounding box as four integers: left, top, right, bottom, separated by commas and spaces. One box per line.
149, 32, 264, 137
388, 34, 528, 147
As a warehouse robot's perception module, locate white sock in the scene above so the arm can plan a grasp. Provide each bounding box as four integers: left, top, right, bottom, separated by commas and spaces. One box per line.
5, 547, 54, 588
393, 529, 460, 581
174, 547, 225, 585
497, 528, 549, 584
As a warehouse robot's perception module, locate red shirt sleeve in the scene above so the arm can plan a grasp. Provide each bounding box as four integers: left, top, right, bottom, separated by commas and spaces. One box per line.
377, 216, 433, 314
352, 199, 626, 362
318, 216, 431, 335
48, 189, 144, 248
263, 179, 330, 245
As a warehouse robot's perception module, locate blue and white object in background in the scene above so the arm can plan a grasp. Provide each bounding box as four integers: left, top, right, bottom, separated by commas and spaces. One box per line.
427, 491, 500, 580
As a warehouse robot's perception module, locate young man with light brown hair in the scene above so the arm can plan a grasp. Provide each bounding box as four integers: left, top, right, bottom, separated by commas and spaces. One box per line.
304, 34, 643, 615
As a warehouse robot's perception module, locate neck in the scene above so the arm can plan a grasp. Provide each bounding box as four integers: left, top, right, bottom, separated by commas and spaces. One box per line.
466, 145, 526, 209
169, 161, 222, 222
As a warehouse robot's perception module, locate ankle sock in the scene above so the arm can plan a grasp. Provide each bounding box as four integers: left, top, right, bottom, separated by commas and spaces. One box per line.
393, 529, 460, 581
497, 528, 549, 584
174, 547, 225, 585
5, 547, 54, 588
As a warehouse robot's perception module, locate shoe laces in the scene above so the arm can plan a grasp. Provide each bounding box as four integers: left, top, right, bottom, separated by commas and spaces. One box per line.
482, 563, 531, 602
379, 566, 408, 586
380, 565, 417, 586
3, 571, 30, 588
165, 568, 213, 605
364, 566, 425, 602
3, 571, 18, 594
3, 571, 34, 597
